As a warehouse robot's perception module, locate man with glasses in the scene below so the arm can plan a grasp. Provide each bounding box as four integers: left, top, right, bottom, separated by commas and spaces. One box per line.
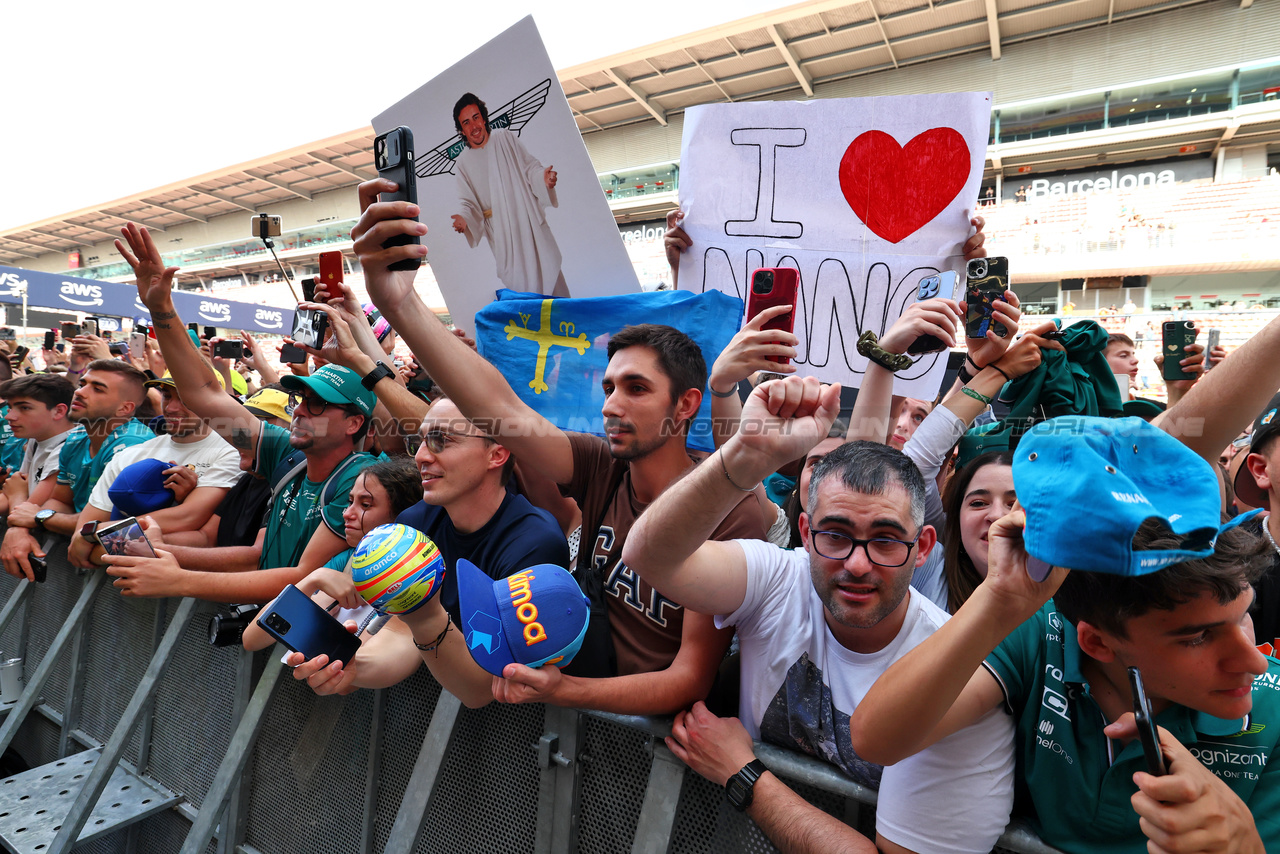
289, 396, 570, 705
620, 376, 1014, 854
115, 223, 376, 596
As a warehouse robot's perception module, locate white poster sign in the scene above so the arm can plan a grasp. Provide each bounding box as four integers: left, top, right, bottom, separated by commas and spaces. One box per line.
374, 16, 639, 330
678, 92, 992, 396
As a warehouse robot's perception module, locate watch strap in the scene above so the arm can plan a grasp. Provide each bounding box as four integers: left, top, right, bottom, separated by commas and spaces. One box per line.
726, 759, 767, 811
361, 362, 395, 390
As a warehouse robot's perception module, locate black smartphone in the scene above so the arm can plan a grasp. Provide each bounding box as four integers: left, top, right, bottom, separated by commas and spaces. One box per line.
13, 346, 29, 364
257, 584, 361, 667
280, 342, 307, 364
965, 257, 1011, 339
214, 340, 244, 360
203, 326, 217, 341
1161, 321, 1197, 381
29, 554, 47, 584
1128, 667, 1167, 776
300, 277, 318, 303
373, 126, 422, 273
60, 321, 81, 340
188, 322, 200, 337
44, 330, 56, 350
909, 271, 959, 355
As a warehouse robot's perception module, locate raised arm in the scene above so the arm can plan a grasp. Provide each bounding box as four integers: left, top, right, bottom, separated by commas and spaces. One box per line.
351, 179, 573, 483
1161, 312, 1280, 463
622, 376, 841, 616
117, 223, 261, 459
707, 304, 798, 448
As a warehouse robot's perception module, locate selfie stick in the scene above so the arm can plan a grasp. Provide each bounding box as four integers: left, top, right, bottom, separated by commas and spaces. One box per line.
256, 219, 300, 303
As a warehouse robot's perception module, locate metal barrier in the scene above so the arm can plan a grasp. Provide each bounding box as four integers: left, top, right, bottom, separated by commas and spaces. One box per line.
0, 533, 1062, 854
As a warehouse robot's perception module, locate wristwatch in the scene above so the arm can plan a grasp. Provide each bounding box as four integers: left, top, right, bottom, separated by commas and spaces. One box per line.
80, 520, 100, 545
725, 759, 767, 811
34, 508, 55, 530
361, 362, 395, 390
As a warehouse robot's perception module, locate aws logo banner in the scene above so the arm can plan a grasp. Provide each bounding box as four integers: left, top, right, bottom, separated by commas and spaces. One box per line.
60, 281, 104, 307
198, 300, 232, 323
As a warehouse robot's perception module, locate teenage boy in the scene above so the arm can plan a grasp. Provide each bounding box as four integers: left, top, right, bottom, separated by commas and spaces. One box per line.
0, 373, 76, 517
850, 416, 1278, 853
1234, 391, 1280, 652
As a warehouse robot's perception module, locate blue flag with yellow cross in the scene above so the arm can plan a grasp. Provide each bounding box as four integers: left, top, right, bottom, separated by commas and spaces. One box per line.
474, 289, 745, 452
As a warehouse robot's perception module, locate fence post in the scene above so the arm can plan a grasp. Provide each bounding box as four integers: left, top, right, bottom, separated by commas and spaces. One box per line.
630, 741, 685, 854
382, 690, 464, 854
535, 704, 583, 854
359, 687, 387, 854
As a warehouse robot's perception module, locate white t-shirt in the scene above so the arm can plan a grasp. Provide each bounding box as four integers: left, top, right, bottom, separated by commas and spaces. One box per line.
88, 431, 242, 513
722, 539, 1014, 854
19, 430, 70, 485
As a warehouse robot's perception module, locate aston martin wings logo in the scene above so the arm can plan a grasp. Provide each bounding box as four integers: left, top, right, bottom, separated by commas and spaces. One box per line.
415, 79, 554, 179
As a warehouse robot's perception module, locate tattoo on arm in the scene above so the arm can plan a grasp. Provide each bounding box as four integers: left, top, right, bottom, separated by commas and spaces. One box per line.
152, 310, 177, 329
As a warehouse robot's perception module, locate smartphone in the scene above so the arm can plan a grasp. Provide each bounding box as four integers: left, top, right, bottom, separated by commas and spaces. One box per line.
188, 322, 200, 337
131, 331, 146, 353
257, 584, 361, 667
83, 318, 99, 337
909, 271, 960, 355
290, 308, 329, 350
44, 330, 56, 351
1128, 667, 1167, 776
373, 126, 422, 273
213, 340, 245, 360
61, 321, 81, 340
252, 213, 282, 239
746, 267, 798, 365
13, 346, 30, 365
203, 326, 217, 341
0, 328, 14, 342
318, 251, 344, 294
94, 517, 158, 558
280, 342, 307, 364
300, 276, 318, 303
965, 257, 1011, 339
29, 554, 47, 584
1204, 328, 1221, 371
136, 323, 151, 339
1161, 321, 1197, 381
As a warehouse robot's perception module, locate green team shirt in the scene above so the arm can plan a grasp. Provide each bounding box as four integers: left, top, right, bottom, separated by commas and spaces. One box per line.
56, 420, 156, 512
253, 422, 373, 570
0, 404, 26, 471
984, 601, 1280, 853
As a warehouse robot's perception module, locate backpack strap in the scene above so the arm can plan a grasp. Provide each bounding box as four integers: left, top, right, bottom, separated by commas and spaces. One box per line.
269, 449, 308, 504
320, 453, 370, 505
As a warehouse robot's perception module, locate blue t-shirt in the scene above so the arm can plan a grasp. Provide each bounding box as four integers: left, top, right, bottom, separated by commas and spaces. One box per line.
396, 491, 569, 626
56, 420, 156, 512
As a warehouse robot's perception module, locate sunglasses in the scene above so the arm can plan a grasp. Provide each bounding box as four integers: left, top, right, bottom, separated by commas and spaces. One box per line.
405, 428, 490, 455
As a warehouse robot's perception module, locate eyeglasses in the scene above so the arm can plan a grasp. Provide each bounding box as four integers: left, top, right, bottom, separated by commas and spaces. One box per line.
290, 393, 342, 418
807, 519, 921, 567
406, 428, 490, 455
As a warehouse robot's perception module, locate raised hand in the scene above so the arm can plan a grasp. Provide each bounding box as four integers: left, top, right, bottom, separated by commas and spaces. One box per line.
709, 304, 799, 392
877, 297, 962, 355
966, 290, 1023, 369
732, 375, 842, 472
544, 164, 557, 191
351, 179, 429, 314
116, 222, 180, 309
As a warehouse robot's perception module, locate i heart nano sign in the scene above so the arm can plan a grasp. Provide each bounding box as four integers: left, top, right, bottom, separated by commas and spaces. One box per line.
838, 128, 971, 244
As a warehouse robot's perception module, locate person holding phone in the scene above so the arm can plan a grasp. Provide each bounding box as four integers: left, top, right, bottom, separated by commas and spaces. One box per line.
850, 418, 1278, 854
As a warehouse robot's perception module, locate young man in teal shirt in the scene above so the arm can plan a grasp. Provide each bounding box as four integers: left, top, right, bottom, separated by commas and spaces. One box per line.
0, 360, 151, 581
851, 417, 1277, 854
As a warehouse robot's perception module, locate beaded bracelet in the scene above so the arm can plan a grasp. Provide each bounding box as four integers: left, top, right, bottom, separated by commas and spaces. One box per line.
855, 331, 913, 372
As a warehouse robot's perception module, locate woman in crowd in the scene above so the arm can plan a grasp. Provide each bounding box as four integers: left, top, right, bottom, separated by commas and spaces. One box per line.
242, 457, 422, 653
938, 450, 1015, 613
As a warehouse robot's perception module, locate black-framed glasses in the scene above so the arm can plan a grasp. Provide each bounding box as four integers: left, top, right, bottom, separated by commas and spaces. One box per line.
407, 428, 490, 455
291, 392, 340, 418
807, 520, 921, 567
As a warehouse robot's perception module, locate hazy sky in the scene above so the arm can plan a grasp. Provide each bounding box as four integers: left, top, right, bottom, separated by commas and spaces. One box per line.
2, 0, 781, 231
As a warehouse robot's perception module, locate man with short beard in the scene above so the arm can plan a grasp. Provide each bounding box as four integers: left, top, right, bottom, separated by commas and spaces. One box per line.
622, 376, 1014, 854
0, 360, 151, 580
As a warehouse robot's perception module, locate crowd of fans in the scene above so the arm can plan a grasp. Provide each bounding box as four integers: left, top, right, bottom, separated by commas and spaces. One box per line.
1, 182, 1277, 854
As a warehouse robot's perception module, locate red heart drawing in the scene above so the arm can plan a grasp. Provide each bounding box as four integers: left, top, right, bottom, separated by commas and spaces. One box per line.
838, 128, 971, 244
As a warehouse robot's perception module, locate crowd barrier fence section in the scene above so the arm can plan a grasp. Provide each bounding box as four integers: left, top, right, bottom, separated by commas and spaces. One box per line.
0, 533, 1063, 854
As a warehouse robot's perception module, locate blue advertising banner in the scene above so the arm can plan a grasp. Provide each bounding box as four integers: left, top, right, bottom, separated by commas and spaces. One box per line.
475, 288, 744, 452
0, 266, 295, 334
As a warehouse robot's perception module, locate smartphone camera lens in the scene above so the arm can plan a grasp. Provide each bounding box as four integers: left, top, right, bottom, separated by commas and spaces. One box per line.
968, 259, 988, 279
752, 271, 774, 295
266, 613, 291, 635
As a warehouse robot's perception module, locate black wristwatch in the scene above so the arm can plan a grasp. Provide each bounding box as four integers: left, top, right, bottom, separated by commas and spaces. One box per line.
361, 362, 395, 390
34, 508, 56, 530
725, 759, 767, 811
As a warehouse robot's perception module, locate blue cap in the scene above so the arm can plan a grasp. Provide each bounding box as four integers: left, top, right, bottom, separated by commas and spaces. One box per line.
1013, 416, 1257, 577
108, 458, 175, 520
455, 559, 590, 677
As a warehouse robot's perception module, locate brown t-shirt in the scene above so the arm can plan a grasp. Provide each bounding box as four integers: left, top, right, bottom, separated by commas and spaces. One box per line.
563, 432, 771, 675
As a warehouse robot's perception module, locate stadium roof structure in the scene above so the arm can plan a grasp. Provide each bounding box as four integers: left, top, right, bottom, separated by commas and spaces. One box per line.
0, 0, 1269, 268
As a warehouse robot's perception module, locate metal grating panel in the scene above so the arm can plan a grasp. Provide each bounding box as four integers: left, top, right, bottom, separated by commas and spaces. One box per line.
22, 550, 84, 721
414, 700, 544, 854
372, 669, 441, 852
144, 601, 240, 808
241, 674, 376, 853
574, 715, 651, 854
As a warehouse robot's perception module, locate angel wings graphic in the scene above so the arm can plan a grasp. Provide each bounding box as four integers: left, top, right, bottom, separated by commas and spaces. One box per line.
415, 79, 553, 179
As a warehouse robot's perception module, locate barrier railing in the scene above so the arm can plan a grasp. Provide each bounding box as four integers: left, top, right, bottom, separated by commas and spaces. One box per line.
0, 532, 1062, 854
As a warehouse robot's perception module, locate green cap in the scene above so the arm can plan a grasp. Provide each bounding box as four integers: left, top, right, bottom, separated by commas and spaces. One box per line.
280, 365, 376, 418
